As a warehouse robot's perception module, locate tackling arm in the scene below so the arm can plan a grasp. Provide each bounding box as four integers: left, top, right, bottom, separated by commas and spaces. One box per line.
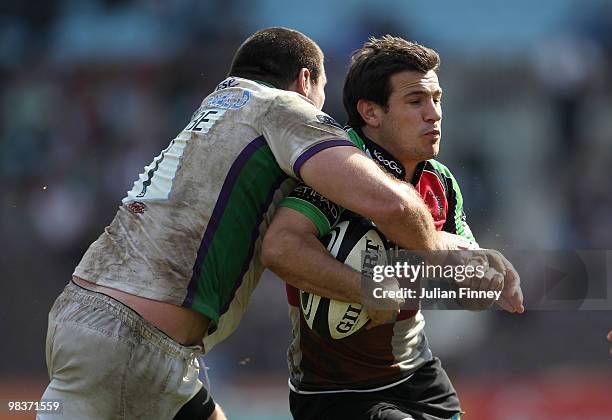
299, 147, 448, 252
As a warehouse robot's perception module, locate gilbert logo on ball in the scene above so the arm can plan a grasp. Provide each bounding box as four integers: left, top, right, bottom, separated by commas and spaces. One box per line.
299, 214, 387, 340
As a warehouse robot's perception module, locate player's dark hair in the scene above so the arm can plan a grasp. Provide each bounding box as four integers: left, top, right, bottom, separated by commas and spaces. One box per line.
229, 27, 323, 90
344, 36, 440, 127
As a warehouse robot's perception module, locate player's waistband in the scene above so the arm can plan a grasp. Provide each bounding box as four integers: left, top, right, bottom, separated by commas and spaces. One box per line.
288, 371, 417, 395
60, 281, 202, 359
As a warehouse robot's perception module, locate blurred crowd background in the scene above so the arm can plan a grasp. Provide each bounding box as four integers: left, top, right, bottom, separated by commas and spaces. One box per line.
1, 0, 611, 419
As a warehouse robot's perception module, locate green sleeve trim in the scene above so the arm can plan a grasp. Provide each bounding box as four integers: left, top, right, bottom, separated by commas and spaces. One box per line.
449, 176, 470, 239
346, 128, 366, 151
279, 197, 331, 237
447, 172, 476, 242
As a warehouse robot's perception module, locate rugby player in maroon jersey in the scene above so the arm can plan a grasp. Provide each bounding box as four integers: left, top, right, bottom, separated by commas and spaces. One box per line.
262, 36, 524, 420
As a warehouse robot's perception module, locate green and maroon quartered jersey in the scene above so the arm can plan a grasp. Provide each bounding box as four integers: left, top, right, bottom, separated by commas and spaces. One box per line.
282, 127, 476, 393
73, 77, 355, 351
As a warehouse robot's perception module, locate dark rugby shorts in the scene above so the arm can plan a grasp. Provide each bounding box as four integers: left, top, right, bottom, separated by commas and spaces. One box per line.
290, 357, 462, 420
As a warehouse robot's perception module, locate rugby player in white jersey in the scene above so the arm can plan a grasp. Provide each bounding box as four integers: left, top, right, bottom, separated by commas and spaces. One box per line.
41, 28, 470, 419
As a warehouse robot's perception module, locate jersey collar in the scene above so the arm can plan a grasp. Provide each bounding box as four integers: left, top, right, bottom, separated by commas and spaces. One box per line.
352, 127, 425, 186
253, 80, 276, 88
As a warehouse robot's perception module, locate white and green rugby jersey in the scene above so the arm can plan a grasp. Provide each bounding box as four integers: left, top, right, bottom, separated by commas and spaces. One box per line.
74, 77, 354, 350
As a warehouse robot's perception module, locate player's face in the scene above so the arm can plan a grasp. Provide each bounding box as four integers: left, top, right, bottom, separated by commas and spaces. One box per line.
309, 63, 326, 110
378, 70, 442, 163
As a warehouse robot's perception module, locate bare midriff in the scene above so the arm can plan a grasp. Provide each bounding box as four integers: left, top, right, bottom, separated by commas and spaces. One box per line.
72, 276, 210, 347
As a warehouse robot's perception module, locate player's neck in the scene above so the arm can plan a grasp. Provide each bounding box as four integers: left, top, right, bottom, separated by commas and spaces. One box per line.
401, 161, 419, 183
361, 127, 420, 183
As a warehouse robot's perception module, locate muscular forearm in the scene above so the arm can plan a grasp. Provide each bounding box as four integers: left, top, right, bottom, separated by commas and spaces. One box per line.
299, 149, 444, 252
372, 182, 441, 251
261, 228, 362, 303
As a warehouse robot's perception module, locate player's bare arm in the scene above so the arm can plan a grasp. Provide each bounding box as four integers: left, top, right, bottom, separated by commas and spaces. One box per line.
450, 251, 505, 310
299, 146, 448, 253
438, 232, 524, 313
261, 207, 400, 326
458, 248, 524, 313
262, 207, 362, 303
481, 249, 524, 313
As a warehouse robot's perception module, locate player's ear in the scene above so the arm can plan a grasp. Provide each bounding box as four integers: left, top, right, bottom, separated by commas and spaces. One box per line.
357, 99, 382, 128
289, 68, 311, 97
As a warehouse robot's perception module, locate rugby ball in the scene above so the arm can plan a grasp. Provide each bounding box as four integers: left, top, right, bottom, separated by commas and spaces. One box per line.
299, 213, 387, 339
